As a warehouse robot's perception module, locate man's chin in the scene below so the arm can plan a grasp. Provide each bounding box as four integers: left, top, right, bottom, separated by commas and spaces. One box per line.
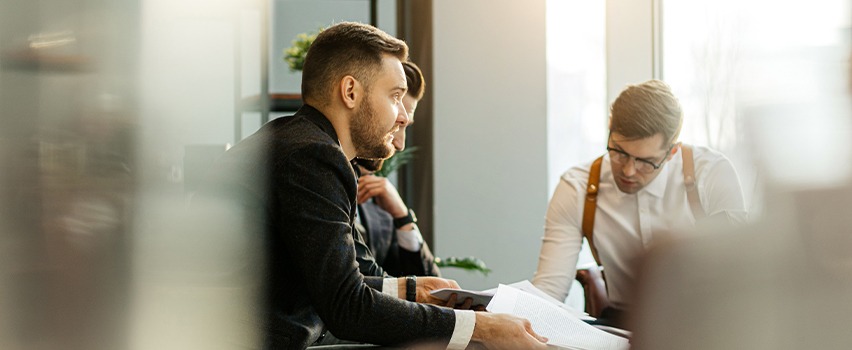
359, 145, 395, 160
615, 182, 640, 194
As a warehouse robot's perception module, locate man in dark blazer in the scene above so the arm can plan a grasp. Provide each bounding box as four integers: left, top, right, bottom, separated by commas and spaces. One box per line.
196, 22, 548, 349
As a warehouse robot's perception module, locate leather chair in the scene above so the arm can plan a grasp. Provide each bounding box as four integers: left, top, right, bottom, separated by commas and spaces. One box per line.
575, 265, 610, 318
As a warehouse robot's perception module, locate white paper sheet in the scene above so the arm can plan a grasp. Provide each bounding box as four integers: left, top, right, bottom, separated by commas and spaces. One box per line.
503, 280, 593, 320
487, 284, 630, 350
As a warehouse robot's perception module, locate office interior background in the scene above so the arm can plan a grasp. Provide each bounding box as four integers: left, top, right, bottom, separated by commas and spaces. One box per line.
0, 0, 849, 349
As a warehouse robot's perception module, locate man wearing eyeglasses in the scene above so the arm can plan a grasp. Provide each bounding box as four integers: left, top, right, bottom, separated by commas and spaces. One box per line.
532, 79, 748, 329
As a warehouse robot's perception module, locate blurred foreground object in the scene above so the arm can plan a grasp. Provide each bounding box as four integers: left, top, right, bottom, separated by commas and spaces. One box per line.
0, 1, 137, 349
631, 5, 852, 346
631, 186, 852, 350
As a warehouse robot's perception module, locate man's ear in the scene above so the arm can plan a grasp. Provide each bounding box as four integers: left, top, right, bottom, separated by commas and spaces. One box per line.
667, 142, 682, 160
339, 75, 361, 109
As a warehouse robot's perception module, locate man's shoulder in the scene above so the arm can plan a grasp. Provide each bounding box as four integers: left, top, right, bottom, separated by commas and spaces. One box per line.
687, 145, 736, 172
246, 113, 344, 165
268, 113, 335, 144
560, 157, 601, 183
690, 145, 726, 160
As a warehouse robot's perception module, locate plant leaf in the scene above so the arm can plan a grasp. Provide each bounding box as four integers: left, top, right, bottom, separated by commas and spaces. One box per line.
434, 256, 491, 276
374, 146, 419, 177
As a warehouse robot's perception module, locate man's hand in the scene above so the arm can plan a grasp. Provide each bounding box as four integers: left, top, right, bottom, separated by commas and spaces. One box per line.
444, 292, 486, 311
412, 276, 460, 305
357, 174, 407, 218
470, 313, 549, 350
399, 276, 482, 310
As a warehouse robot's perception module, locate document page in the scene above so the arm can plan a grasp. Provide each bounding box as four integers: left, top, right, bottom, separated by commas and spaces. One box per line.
503, 280, 592, 320
487, 284, 630, 350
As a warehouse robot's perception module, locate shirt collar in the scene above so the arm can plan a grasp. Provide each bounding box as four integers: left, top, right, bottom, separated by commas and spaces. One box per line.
642, 147, 682, 198
642, 165, 670, 198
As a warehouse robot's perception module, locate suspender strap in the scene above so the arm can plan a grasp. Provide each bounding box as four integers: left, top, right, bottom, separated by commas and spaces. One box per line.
681, 145, 707, 220
582, 156, 604, 267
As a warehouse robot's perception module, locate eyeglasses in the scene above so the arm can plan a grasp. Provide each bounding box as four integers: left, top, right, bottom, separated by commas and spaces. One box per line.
606, 146, 672, 174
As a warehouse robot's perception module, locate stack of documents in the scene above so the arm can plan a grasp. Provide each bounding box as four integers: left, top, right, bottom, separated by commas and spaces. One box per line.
431, 281, 630, 350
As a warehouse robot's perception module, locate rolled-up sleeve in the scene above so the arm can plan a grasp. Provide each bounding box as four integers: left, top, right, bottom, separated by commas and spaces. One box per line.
532, 176, 585, 302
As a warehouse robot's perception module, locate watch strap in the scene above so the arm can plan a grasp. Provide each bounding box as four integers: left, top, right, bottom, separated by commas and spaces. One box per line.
393, 208, 417, 229
405, 275, 417, 302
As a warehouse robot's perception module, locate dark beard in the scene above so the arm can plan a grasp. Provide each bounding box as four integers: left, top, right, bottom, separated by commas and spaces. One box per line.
350, 97, 395, 160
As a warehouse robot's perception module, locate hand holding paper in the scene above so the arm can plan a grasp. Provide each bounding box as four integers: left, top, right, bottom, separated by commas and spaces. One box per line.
415, 277, 461, 305
470, 312, 549, 350
429, 288, 494, 308
487, 284, 630, 350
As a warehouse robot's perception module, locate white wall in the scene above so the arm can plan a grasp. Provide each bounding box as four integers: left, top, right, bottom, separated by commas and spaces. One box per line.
433, 0, 548, 290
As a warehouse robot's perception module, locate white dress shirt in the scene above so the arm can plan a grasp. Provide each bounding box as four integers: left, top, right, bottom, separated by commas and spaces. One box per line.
354, 206, 423, 252
396, 225, 424, 252
533, 146, 747, 310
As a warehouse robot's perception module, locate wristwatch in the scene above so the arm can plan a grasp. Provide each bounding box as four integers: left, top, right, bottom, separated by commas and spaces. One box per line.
405, 275, 417, 302
393, 208, 417, 229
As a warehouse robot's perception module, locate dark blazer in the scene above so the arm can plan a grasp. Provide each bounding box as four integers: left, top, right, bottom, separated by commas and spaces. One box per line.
356, 201, 441, 277
196, 105, 456, 349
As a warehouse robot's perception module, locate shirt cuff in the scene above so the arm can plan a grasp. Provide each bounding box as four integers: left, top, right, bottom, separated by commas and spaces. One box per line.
447, 310, 475, 350
382, 278, 399, 298
396, 225, 424, 252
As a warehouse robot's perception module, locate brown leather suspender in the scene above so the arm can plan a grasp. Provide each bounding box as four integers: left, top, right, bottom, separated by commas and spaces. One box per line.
582, 156, 604, 267
681, 145, 707, 221
582, 145, 702, 267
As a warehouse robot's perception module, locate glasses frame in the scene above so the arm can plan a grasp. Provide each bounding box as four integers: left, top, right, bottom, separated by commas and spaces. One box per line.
605, 138, 675, 174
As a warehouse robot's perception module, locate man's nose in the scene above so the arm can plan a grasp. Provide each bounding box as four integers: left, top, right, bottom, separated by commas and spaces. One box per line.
622, 158, 637, 176
396, 101, 410, 126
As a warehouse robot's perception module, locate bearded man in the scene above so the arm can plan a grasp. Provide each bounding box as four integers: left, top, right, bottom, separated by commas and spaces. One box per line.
196, 22, 548, 350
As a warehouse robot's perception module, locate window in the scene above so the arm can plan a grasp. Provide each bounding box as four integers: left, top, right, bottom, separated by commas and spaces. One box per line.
662, 0, 852, 207
546, 0, 607, 195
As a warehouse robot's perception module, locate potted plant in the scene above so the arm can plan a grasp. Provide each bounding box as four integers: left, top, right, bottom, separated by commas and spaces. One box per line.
283, 30, 319, 72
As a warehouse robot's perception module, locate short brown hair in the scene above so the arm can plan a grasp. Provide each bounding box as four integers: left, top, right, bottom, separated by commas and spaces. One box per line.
402, 61, 425, 100
301, 22, 408, 107
610, 79, 683, 147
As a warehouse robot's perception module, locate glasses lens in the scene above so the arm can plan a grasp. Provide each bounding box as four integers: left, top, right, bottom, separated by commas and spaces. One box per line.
635, 159, 656, 173
608, 148, 663, 173
608, 149, 627, 163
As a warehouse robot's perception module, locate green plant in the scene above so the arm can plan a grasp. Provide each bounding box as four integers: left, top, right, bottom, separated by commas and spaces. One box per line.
283, 29, 321, 72
374, 146, 419, 177
434, 256, 492, 276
